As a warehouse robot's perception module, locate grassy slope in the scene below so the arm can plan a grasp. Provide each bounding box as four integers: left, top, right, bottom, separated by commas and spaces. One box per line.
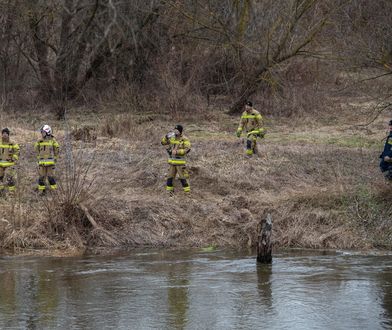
0, 103, 391, 253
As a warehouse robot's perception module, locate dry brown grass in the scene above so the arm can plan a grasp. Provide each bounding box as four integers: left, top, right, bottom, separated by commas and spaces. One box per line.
0, 104, 391, 254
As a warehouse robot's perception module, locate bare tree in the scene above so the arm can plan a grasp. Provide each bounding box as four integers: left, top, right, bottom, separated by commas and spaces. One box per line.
164, 0, 349, 113
3, 0, 391, 118
0, 1, 18, 104
0, 0, 166, 112
330, 0, 392, 121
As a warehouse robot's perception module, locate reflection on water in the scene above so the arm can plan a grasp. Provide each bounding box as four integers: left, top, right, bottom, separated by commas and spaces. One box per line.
167, 258, 190, 330
1, 249, 392, 329
257, 264, 272, 309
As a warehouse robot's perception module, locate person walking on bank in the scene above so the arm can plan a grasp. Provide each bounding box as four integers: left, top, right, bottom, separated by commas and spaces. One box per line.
380, 119, 392, 181
236, 101, 265, 157
0, 128, 20, 194
35, 125, 59, 193
161, 124, 191, 195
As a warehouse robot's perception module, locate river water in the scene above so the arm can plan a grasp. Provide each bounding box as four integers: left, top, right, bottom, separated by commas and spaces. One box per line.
0, 248, 392, 330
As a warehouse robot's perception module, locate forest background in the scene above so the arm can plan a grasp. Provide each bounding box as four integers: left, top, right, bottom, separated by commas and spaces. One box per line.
0, 0, 391, 254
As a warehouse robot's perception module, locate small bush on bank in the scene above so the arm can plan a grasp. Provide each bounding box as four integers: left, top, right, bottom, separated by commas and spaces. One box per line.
345, 184, 392, 248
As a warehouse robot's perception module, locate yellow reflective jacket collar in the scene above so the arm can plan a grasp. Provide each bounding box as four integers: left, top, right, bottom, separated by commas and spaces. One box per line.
241, 109, 262, 119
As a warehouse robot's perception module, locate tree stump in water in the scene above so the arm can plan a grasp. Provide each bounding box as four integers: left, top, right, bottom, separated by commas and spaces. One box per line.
257, 214, 272, 264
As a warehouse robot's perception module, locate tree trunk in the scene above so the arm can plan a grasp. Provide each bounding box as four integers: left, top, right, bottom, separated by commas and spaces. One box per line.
29, 16, 54, 101
228, 65, 268, 115
257, 214, 272, 264
81, 42, 112, 87
54, 0, 74, 99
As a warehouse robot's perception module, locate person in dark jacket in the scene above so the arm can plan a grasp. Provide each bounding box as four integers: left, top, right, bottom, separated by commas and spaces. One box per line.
380, 119, 392, 180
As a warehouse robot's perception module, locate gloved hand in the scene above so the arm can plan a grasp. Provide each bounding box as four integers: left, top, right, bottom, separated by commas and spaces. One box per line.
385, 156, 392, 162
236, 130, 241, 138
166, 131, 175, 139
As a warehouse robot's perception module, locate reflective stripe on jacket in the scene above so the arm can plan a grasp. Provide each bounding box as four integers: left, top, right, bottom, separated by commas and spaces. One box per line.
237, 108, 263, 133
161, 134, 191, 165
0, 142, 20, 167
34, 137, 59, 166
168, 157, 186, 165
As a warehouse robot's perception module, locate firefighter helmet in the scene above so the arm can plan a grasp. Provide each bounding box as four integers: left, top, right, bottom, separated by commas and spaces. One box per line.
41, 125, 52, 135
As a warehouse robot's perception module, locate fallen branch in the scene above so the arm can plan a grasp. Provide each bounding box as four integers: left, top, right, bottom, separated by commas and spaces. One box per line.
79, 203, 119, 246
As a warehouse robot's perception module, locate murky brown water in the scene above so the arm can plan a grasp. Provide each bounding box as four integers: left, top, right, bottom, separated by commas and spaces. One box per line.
0, 249, 392, 330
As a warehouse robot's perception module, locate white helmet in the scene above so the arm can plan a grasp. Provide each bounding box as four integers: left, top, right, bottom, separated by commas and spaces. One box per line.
41, 124, 52, 135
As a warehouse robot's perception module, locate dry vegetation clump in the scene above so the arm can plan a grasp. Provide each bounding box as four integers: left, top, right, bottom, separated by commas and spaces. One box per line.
71, 126, 97, 142
272, 193, 365, 250
259, 60, 338, 119
343, 184, 392, 248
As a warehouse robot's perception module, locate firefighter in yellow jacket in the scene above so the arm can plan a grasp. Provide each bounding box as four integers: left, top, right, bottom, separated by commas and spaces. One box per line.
0, 128, 20, 193
161, 124, 191, 194
35, 125, 59, 193
236, 101, 265, 156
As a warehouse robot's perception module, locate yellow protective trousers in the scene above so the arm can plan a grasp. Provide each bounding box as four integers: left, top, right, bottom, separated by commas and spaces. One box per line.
38, 165, 57, 191
0, 166, 16, 192
246, 132, 258, 156
166, 164, 190, 193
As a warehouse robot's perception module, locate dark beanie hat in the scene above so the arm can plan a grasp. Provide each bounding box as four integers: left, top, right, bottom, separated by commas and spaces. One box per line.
2, 128, 10, 135
174, 124, 183, 134
246, 100, 253, 107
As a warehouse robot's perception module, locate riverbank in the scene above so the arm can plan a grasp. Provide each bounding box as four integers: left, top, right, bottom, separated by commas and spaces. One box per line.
0, 101, 391, 254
